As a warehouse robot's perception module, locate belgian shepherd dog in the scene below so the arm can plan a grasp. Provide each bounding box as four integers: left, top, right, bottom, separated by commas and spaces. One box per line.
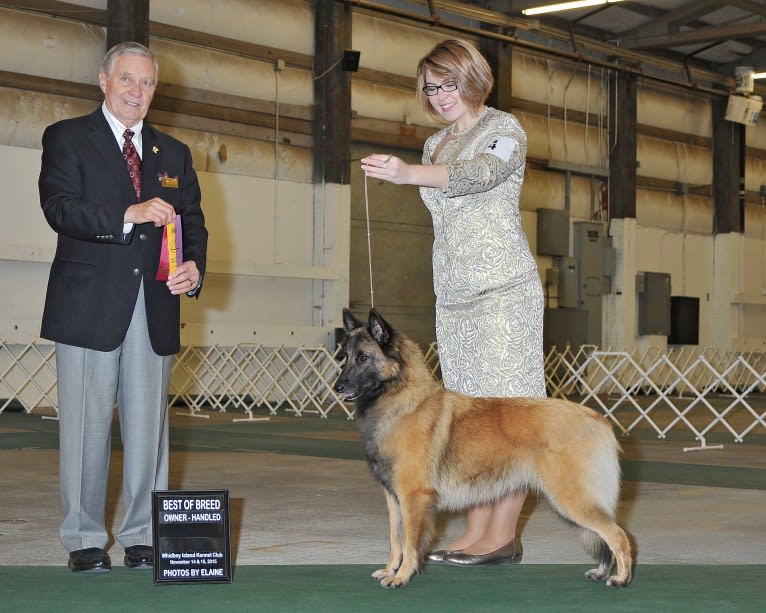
334, 308, 632, 589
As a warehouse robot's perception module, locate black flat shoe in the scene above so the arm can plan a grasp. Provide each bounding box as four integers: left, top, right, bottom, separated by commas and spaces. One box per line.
124, 545, 153, 569
442, 538, 522, 567
68, 547, 111, 573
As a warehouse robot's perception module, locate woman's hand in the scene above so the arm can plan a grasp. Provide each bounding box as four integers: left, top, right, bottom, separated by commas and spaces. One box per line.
361, 154, 449, 190
361, 154, 410, 185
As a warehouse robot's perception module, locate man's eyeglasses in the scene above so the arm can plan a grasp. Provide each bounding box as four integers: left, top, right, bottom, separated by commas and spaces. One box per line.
422, 79, 458, 96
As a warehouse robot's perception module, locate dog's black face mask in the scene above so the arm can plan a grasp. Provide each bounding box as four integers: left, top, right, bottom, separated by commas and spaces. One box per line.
333, 308, 397, 410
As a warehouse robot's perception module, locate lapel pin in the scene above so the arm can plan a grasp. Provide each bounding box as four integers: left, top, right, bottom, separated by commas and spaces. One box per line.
152, 146, 159, 154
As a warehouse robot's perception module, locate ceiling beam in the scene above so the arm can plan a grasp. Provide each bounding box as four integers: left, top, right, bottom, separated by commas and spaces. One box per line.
722, 47, 766, 74
729, 0, 766, 20
342, 0, 728, 94
0, 0, 105, 23
617, 0, 723, 46
625, 20, 766, 51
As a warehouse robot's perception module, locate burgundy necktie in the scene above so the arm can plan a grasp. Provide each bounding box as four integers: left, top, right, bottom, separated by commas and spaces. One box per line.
122, 129, 141, 200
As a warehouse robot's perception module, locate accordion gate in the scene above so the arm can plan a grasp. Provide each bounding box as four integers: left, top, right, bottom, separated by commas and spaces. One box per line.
1, 341, 764, 449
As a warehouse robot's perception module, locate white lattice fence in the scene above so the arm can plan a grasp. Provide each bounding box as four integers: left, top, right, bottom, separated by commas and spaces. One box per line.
0, 342, 57, 414
0, 341, 352, 420
1, 340, 764, 447
544, 345, 766, 450
167, 344, 352, 420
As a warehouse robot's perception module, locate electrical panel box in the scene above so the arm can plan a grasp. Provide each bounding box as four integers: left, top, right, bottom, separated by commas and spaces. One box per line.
544, 221, 614, 349
636, 272, 671, 336
554, 257, 579, 309
572, 222, 611, 345
543, 307, 588, 353
545, 266, 559, 288
669, 296, 699, 345
536, 208, 569, 256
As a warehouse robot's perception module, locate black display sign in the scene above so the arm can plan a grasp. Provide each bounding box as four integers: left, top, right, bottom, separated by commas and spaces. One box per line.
152, 490, 232, 584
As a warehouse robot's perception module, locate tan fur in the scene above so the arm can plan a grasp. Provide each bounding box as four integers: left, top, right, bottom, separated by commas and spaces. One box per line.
335, 309, 633, 589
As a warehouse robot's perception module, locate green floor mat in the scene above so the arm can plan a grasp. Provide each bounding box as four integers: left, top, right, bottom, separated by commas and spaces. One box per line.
1, 565, 762, 612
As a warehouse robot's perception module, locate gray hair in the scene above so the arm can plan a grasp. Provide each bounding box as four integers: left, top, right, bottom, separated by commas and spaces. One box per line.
100, 41, 159, 80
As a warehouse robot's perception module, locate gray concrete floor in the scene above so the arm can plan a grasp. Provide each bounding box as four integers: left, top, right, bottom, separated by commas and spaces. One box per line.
1, 410, 765, 568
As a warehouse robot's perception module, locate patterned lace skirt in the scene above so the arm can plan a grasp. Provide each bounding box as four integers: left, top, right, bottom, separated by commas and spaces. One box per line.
435, 271, 546, 399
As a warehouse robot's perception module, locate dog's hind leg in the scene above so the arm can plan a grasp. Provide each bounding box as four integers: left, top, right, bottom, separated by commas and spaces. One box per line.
581, 529, 615, 582
584, 515, 632, 588
541, 478, 632, 586
372, 489, 402, 582
539, 437, 632, 587
566, 505, 632, 588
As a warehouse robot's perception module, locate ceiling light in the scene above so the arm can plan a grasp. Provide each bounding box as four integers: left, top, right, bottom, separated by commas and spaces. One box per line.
522, 0, 624, 17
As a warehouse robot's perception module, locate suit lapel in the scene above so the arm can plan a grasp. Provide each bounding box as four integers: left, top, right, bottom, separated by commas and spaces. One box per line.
87, 110, 137, 201
140, 127, 160, 200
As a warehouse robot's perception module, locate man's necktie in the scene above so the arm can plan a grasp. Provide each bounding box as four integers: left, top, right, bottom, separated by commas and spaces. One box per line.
122, 129, 141, 200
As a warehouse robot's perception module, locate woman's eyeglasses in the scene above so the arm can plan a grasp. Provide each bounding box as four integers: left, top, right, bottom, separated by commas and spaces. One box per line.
422, 79, 458, 96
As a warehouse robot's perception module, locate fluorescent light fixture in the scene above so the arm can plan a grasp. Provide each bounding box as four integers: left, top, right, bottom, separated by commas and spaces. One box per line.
522, 0, 624, 16
753, 72, 766, 79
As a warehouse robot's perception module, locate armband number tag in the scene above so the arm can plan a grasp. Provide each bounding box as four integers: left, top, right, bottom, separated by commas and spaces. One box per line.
483, 136, 516, 163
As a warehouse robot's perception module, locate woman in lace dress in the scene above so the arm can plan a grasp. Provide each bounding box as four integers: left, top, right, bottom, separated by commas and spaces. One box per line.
361, 39, 546, 567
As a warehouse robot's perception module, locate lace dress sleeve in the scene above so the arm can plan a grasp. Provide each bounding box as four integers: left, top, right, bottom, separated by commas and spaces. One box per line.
443, 120, 527, 198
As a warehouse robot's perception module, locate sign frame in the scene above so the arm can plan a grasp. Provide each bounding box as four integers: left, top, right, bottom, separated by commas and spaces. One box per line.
152, 489, 233, 584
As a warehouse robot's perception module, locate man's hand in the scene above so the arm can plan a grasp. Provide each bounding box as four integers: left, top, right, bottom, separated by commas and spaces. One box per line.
167, 260, 201, 295
124, 197, 176, 227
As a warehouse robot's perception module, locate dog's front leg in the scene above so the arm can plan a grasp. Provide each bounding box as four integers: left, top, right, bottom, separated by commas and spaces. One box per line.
371, 488, 402, 582
379, 489, 434, 588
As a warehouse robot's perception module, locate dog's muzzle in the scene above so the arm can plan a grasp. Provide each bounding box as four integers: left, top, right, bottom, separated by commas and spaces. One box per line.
334, 378, 362, 402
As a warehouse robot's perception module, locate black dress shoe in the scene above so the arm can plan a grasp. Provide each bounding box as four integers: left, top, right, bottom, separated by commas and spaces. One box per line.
442, 538, 522, 567
68, 547, 111, 573
124, 545, 153, 569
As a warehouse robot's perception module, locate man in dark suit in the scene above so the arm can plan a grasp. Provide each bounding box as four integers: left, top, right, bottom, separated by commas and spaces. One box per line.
38, 41, 208, 573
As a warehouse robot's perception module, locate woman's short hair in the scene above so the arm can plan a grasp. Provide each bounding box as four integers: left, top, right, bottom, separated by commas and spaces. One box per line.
100, 41, 159, 80
416, 39, 493, 120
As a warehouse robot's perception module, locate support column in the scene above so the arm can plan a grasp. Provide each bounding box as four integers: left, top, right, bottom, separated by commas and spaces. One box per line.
604, 218, 638, 351
313, 0, 353, 185
106, 0, 149, 49
712, 234, 740, 349
711, 94, 745, 234
480, 36, 512, 112
312, 0, 353, 330
711, 94, 745, 350
608, 70, 637, 220
604, 71, 638, 351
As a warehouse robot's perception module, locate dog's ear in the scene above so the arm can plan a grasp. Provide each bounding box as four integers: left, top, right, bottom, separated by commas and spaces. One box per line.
342, 308, 364, 333
368, 308, 392, 346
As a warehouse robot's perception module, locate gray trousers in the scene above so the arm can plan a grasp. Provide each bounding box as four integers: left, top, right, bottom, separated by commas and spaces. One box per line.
55, 282, 174, 552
